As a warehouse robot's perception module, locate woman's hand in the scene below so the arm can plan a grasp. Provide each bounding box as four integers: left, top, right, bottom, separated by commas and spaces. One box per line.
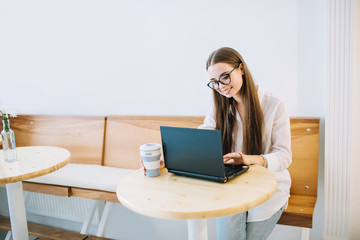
223, 152, 246, 165
139, 158, 165, 176
223, 152, 265, 166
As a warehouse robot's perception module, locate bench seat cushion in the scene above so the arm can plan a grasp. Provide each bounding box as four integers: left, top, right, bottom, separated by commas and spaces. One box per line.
25, 163, 135, 192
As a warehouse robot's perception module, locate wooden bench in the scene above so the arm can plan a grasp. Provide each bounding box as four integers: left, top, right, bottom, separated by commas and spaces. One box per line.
278, 118, 319, 239
0, 115, 319, 239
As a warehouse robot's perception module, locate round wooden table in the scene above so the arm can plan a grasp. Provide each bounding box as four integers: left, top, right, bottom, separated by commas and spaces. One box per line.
117, 165, 277, 240
0, 146, 71, 240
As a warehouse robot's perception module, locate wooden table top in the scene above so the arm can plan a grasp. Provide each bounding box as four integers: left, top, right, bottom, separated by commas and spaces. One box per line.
0, 146, 71, 184
117, 165, 277, 219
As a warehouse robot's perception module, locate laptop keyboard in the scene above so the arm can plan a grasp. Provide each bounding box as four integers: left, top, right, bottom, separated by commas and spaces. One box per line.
224, 164, 245, 176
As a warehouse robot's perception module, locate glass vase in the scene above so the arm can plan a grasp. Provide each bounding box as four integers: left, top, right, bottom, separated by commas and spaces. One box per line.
1, 119, 17, 162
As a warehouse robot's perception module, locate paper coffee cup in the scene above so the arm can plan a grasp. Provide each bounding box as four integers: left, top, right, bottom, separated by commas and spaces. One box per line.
140, 143, 161, 177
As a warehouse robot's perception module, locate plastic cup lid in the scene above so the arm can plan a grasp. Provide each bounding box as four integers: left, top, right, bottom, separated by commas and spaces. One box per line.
140, 143, 161, 151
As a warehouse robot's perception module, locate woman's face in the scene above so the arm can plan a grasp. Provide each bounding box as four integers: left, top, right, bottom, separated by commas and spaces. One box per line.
207, 62, 244, 98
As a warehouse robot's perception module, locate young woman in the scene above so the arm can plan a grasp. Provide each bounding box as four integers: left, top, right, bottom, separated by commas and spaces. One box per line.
199, 47, 292, 240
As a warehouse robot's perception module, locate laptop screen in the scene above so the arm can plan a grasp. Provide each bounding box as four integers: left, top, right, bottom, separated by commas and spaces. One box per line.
160, 126, 225, 177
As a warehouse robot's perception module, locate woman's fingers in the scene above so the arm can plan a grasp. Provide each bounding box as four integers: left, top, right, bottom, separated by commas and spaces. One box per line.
141, 158, 164, 176
224, 158, 235, 164
223, 152, 244, 165
224, 158, 244, 165
224, 152, 241, 159
140, 158, 146, 176
160, 159, 165, 169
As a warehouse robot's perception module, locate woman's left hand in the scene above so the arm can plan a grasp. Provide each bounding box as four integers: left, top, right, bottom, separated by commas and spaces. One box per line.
223, 152, 263, 166
223, 152, 247, 165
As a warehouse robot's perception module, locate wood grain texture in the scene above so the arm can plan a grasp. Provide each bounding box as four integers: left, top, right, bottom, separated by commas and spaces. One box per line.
0, 217, 88, 240
0, 146, 70, 184
71, 187, 119, 203
277, 212, 313, 228
276, 118, 319, 227
10, 115, 105, 165
108, 116, 320, 226
117, 166, 277, 219
103, 116, 204, 168
289, 118, 319, 197
279, 195, 317, 227
23, 182, 70, 197
3, 115, 319, 229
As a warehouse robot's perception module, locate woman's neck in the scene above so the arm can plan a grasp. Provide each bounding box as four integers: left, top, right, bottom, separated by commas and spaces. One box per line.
234, 94, 246, 115
233, 91, 244, 104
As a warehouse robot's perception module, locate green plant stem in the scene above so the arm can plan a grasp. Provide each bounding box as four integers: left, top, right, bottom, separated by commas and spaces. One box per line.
2, 117, 10, 132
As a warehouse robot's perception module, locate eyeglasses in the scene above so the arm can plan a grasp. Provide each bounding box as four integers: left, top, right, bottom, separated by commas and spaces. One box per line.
207, 65, 239, 90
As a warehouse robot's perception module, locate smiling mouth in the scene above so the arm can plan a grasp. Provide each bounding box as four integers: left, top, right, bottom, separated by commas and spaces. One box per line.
221, 87, 232, 94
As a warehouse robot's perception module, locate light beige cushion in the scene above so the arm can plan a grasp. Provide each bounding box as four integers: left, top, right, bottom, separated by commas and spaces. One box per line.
26, 163, 135, 192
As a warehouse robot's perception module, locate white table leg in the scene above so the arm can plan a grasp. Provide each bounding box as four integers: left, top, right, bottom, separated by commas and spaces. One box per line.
301, 228, 310, 240
187, 219, 208, 240
81, 200, 100, 234
5, 231, 12, 240
6, 181, 29, 240
96, 202, 113, 237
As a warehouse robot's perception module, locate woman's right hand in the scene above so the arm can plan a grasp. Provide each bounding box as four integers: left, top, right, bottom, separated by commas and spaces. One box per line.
139, 158, 165, 176
223, 152, 266, 166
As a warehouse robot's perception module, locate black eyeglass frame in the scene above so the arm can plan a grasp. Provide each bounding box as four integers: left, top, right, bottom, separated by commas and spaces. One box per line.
207, 65, 240, 90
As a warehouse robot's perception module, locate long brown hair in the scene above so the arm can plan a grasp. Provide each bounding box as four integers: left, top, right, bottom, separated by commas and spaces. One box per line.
206, 47, 264, 155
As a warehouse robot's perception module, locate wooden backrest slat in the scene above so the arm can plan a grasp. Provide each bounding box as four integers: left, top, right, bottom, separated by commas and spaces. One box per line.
289, 118, 319, 197
103, 116, 204, 169
11, 115, 105, 165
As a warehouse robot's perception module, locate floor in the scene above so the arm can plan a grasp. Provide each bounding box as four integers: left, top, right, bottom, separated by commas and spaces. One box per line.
0, 229, 45, 240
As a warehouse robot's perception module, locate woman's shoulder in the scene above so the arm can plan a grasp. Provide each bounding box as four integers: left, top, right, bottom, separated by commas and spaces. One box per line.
258, 88, 288, 115
258, 88, 285, 105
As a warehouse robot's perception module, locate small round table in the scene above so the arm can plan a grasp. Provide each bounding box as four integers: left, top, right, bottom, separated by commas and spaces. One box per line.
117, 165, 277, 240
0, 146, 71, 240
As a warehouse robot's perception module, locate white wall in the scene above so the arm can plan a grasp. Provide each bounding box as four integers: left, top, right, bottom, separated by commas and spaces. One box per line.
0, 0, 299, 116
0, 0, 327, 240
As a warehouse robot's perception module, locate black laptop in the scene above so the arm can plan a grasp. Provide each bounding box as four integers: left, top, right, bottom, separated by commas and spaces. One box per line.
160, 126, 249, 183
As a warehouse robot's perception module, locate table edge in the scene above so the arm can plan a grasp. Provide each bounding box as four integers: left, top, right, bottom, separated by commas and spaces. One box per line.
0, 146, 71, 184
116, 167, 278, 220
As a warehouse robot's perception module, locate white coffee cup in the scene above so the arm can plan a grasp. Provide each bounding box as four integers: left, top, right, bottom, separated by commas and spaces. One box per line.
140, 143, 161, 177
